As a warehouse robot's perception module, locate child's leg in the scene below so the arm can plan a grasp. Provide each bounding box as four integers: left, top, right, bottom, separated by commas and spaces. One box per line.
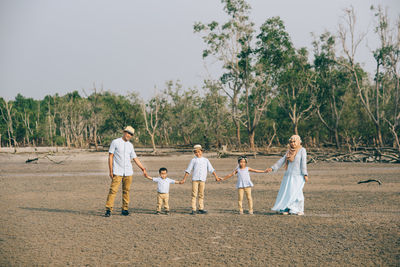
238, 188, 244, 213
163, 193, 170, 211
198, 182, 206, 210
191, 181, 199, 211
156, 193, 163, 212
244, 187, 253, 213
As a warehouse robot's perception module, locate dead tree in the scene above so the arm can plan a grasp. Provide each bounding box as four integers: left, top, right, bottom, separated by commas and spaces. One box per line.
142, 97, 160, 153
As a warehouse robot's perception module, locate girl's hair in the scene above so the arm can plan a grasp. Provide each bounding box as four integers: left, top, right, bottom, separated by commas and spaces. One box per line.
237, 156, 248, 164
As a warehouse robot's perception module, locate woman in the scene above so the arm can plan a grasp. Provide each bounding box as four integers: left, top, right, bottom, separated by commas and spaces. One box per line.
266, 135, 308, 215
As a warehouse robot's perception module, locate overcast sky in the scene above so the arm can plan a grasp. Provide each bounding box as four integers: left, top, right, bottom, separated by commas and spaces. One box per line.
1, 0, 399, 101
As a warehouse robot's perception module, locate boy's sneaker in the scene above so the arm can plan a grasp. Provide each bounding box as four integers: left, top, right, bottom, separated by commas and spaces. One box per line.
190, 210, 196, 215
198, 210, 208, 214
105, 210, 111, 217
121, 210, 129, 216
155, 211, 161, 215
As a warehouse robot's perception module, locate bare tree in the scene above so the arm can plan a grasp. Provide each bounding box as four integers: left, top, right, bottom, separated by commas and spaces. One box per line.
0, 100, 16, 147
337, 7, 386, 146
142, 96, 160, 153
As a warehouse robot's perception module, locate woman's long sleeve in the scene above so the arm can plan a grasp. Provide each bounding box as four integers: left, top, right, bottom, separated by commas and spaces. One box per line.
300, 148, 308, 176
271, 155, 286, 172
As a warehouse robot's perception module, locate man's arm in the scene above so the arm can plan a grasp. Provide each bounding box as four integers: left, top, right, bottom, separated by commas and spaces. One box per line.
108, 153, 114, 179
133, 157, 147, 176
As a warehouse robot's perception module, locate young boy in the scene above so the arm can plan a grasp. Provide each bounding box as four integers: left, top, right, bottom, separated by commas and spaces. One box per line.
182, 144, 220, 215
145, 167, 183, 215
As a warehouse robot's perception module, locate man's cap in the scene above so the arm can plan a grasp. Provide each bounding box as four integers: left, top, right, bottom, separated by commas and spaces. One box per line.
193, 144, 203, 151
124, 126, 135, 135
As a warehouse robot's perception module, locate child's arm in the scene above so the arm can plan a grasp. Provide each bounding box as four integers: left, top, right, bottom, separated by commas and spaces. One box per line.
144, 174, 153, 180
211, 171, 221, 182
248, 167, 267, 173
221, 170, 237, 181
181, 172, 190, 184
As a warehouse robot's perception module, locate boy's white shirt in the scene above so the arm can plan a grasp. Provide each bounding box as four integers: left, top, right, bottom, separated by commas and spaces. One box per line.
153, 177, 175, 193
185, 156, 215, 182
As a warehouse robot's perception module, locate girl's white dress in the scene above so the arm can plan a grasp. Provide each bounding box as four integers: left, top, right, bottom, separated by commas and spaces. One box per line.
271, 147, 308, 214
236, 167, 254, 188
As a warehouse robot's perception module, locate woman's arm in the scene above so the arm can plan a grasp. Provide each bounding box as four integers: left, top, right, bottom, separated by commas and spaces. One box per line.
268, 155, 286, 172
300, 148, 308, 182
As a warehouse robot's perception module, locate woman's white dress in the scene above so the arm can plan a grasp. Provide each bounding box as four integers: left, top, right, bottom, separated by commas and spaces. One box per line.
271, 147, 308, 214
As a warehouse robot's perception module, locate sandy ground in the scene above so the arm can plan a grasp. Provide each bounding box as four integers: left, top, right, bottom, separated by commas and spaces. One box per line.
0, 150, 399, 266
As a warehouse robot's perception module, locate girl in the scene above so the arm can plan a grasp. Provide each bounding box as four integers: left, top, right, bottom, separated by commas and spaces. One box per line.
221, 156, 266, 215
266, 135, 308, 215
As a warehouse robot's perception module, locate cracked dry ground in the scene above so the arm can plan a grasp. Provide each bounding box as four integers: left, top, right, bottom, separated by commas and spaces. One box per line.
0, 152, 399, 266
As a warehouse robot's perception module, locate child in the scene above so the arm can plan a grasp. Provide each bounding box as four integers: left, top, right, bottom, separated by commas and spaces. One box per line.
182, 144, 221, 215
145, 167, 183, 215
221, 156, 266, 215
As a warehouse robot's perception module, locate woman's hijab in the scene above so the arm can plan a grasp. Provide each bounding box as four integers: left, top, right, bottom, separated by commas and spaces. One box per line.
285, 135, 302, 169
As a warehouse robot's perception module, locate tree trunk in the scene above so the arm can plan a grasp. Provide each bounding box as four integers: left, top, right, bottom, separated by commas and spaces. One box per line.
234, 119, 241, 149
150, 134, 156, 153
249, 130, 255, 151
334, 128, 340, 149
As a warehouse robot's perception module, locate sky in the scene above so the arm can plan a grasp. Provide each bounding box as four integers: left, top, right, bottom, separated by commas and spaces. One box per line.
0, 0, 399, 101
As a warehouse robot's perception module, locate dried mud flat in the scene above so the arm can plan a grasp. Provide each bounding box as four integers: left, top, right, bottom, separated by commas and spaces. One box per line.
0, 150, 399, 266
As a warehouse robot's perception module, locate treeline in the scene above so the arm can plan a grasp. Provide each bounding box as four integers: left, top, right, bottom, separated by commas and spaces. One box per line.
0, 1, 399, 152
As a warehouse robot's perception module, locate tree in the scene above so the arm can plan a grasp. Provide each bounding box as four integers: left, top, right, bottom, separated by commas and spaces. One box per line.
371, 5, 400, 150
142, 95, 161, 153
337, 7, 385, 146
194, 0, 254, 148
313, 32, 352, 148
0, 98, 16, 147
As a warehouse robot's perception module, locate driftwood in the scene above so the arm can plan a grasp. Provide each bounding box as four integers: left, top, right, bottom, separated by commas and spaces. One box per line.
307, 147, 400, 164
217, 147, 399, 164
26, 153, 69, 164
25, 157, 39, 163
357, 179, 382, 185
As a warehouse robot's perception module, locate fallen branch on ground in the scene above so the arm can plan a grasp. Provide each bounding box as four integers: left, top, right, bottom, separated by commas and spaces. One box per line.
357, 179, 382, 185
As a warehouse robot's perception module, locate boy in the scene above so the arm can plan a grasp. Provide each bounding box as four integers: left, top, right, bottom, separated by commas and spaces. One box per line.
145, 167, 183, 215
182, 144, 220, 215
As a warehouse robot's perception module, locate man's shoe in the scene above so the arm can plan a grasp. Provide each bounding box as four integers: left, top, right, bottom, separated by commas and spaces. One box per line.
190, 210, 196, 215
121, 210, 129, 216
198, 209, 208, 214
105, 210, 111, 217
165, 210, 170, 215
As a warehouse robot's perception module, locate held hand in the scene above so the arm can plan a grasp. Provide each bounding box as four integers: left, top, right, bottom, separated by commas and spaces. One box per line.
109, 172, 114, 180
216, 177, 222, 182
265, 168, 272, 173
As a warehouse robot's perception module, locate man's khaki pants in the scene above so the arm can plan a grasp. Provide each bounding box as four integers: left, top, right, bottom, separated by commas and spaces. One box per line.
105, 175, 133, 211
191, 181, 205, 211
238, 187, 253, 213
157, 193, 170, 212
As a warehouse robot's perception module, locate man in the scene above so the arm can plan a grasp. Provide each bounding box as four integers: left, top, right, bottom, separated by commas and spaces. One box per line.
105, 126, 147, 217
